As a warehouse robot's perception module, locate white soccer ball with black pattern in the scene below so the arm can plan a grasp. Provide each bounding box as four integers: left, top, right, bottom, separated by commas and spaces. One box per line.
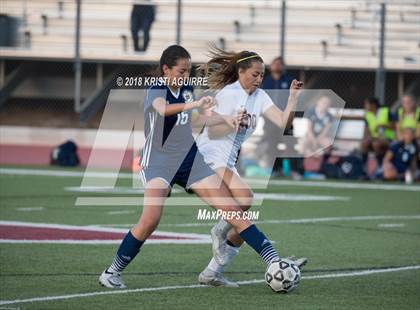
265, 258, 301, 293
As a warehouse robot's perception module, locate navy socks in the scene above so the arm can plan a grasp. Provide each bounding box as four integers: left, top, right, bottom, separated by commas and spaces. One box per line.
239, 224, 280, 265
108, 231, 144, 273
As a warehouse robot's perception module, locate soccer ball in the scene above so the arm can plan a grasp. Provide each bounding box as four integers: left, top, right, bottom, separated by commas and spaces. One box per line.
265, 258, 301, 293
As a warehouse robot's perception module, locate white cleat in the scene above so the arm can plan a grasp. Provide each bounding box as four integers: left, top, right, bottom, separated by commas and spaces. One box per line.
287, 256, 308, 269
198, 268, 239, 288
210, 225, 229, 265
99, 269, 127, 289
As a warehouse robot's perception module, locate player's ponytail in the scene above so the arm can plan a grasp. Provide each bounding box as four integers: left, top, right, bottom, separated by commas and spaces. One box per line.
201, 46, 263, 90
158, 45, 191, 76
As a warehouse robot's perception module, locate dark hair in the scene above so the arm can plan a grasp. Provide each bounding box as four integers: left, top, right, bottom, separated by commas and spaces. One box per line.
201, 46, 263, 89
365, 97, 380, 107
272, 56, 285, 66
159, 45, 191, 76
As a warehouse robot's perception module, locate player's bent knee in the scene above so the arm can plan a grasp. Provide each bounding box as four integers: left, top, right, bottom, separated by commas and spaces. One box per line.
237, 192, 253, 211
216, 202, 245, 215
383, 165, 397, 180
227, 204, 243, 213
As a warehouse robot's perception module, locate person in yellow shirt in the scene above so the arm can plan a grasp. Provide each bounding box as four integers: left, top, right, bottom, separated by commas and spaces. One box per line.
362, 97, 396, 176
396, 94, 420, 141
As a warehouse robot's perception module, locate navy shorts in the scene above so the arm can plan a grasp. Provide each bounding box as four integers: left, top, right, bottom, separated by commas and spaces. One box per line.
392, 161, 409, 174
140, 147, 214, 190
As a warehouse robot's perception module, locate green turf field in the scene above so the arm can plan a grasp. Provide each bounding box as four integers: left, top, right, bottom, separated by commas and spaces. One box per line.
0, 166, 419, 309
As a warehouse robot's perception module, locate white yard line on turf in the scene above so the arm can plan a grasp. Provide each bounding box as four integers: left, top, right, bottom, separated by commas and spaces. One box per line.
0, 168, 132, 179
246, 178, 420, 192
0, 265, 419, 306
377, 223, 406, 228
16, 207, 44, 212
74, 195, 350, 206
254, 193, 350, 201
0, 239, 211, 245
1, 168, 420, 191
106, 210, 135, 215
154, 214, 420, 227
66, 187, 350, 201
100, 214, 420, 228
65, 187, 180, 194
65, 187, 350, 202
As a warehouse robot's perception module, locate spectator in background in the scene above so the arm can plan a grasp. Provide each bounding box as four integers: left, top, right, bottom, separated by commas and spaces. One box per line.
259, 57, 294, 177
302, 96, 335, 157
131, 0, 155, 52
362, 97, 396, 176
261, 57, 293, 92
382, 127, 418, 182
396, 94, 420, 141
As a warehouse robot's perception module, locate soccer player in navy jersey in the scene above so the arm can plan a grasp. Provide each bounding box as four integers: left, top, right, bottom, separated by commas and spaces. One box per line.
302, 95, 335, 157
383, 127, 418, 181
99, 45, 291, 290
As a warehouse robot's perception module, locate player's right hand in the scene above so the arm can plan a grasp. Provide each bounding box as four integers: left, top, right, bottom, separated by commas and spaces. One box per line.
236, 108, 247, 125
222, 115, 239, 129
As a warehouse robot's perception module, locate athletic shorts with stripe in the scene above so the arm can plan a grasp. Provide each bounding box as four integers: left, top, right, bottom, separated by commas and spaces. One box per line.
139, 144, 215, 190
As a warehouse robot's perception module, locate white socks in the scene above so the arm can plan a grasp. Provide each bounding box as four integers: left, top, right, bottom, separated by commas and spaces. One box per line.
207, 244, 240, 273
215, 219, 233, 237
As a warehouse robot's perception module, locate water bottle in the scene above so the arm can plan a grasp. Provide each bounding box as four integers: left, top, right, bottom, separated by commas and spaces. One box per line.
405, 170, 413, 185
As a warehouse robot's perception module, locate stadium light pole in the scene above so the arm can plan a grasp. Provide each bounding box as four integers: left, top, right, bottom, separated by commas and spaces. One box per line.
74, 0, 82, 113
375, 3, 386, 105
280, 0, 286, 60
176, 0, 182, 44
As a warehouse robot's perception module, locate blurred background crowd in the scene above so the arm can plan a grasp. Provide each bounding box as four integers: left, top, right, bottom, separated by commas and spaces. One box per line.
0, 0, 419, 183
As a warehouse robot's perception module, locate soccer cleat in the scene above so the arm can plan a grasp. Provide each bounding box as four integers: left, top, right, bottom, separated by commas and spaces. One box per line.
198, 268, 239, 288
287, 256, 308, 269
99, 269, 127, 289
210, 224, 229, 265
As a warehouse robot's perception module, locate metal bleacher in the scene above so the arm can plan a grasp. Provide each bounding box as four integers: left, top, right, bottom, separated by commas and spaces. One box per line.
0, 0, 419, 70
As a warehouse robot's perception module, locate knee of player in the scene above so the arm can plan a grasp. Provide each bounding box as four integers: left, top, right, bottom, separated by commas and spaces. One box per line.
238, 191, 254, 210
383, 172, 394, 180
383, 165, 396, 179
223, 204, 243, 214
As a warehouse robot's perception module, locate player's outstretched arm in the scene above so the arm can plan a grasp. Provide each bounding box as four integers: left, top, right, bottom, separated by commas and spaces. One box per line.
192, 111, 238, 130
263, 79, 302, 129
207, 110, 246, 139
152, 96, 215, 117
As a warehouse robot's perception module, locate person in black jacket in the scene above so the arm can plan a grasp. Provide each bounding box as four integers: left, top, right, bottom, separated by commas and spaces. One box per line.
131, 1, 156, 52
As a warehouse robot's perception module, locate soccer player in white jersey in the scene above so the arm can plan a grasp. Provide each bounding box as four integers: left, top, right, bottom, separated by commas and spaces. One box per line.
197, 49, 307, 287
